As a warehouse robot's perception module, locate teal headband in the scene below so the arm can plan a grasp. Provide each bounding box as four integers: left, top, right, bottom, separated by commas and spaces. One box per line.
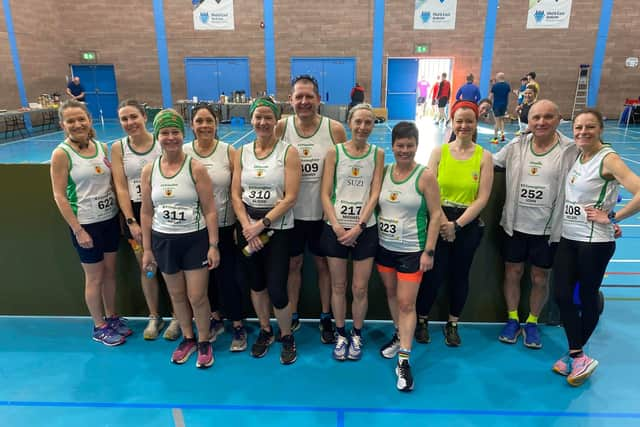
153, 110, 185, 139
249, 98, 280, 119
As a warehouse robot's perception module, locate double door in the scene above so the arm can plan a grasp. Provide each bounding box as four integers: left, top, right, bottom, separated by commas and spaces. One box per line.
184, 57, 250, 102
70, 65, 119, 119
290, 58, 355, 105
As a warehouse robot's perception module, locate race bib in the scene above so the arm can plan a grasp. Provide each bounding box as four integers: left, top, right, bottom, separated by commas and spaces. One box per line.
336, 201, 362, 228
300, 158, 321, 182
159, 204, 196, 225
563, 202, 587, 224
128, 178, 142, 203
91, 192, 117, 220
244, 184, 277, 207
518, 183, 550, 208
378, 216, 403, 241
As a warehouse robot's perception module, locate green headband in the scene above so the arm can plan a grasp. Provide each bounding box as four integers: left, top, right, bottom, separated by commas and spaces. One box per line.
249, 98, 279, 119
153, 110, 185, 139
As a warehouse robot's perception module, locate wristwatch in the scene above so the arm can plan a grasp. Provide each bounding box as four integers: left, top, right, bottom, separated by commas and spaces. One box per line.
608, 211, 618, 224
126, 217, 137, 225
359, 222, 367, 230
262, 217, 272, 227
453, 221, 462, 233
425, 249, 435, 257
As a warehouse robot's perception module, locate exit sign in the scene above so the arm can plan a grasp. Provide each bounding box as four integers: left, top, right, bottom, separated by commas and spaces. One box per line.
81, 51, 97, 63
415, 44, 430, 54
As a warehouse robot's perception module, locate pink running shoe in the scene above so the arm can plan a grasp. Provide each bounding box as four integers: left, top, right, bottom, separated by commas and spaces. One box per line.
196, 341, 214, 369
171, 338, 197, 364
552, 353, 572, 376
567, 354, 599, 386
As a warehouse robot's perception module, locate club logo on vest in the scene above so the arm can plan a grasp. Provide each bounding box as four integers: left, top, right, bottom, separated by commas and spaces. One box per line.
351, 167, 360, 177
389, 192, 399, 202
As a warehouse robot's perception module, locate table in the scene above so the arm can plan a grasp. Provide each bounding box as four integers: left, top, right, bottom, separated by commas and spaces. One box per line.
0, 108, 59, 141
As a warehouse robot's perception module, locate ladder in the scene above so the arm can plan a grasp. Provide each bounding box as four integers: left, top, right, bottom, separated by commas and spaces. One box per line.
571, 64, 590, 120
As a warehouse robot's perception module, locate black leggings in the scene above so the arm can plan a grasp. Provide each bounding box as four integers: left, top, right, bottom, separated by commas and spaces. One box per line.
236, 225, 291, 310
208, 225, 244, 322
553, 238, 615, 350
416, 218, 484, 318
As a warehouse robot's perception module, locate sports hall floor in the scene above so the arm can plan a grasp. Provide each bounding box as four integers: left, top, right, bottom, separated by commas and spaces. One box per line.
1, 119, 640, 426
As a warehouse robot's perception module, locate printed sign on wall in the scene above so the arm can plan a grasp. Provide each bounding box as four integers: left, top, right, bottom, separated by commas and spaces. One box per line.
193, 0, 235, 31
527, 0, 572, 29
414, 0, 457, 30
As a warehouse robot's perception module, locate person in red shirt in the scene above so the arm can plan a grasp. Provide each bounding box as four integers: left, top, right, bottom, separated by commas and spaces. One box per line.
430, 76, 440, 118
434, 73, 451, 125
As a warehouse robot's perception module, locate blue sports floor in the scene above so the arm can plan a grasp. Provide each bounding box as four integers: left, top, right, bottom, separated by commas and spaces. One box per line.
1, 118, 640, 426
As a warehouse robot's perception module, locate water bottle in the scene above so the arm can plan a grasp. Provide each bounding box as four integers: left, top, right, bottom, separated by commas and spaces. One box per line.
145, 262, 157, 279
242, 230, 275, 257
128, 239, 143, 255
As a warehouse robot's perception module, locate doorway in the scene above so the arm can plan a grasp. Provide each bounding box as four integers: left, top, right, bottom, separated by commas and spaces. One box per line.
417, 58, 452, 119
290, 57, 356, 105
70, 64, 119, 120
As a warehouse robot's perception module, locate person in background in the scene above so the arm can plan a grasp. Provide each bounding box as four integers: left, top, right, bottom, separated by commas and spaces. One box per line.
321, 103, 384, 361
50, 100, 130, 346
349, 82, 365, 114
430, 75, 441, 118
377, 121, 441, 392
527, 72, 540, 97
513, 77, 529, 106
414, 100, 493, 347
184, 103, 247, 352
489, 72, 511, 143
552, 109, 640, 386
231, 97, 301, 364
417, 77, 430, 117
515, 85, 538, 135
434, 73, 451, 126
140, 109, 220, 369
66, 76, 86, 102
112, 99, 181, 341
455, 73, 481, 103
276, 75, 347, 343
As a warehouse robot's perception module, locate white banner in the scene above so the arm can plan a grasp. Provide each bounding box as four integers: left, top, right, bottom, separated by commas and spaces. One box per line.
527, 0, 572, 29
414, 0, 457, 30
193, 0, 235, 31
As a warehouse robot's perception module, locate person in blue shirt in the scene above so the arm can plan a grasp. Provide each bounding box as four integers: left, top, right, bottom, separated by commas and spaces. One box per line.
489, 72, 511, 143
66, 76, 86, 102
455, 74, 481, 103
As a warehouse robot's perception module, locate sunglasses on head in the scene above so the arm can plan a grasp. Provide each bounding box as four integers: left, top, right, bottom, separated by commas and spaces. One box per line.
291, 74, 319, 88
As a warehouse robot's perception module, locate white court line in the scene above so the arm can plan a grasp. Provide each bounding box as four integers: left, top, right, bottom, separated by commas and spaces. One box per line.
172, 408, 186, 427
39, 137, 121, 164
609, 259, 640, 263
231, 129, 255, 147
620, 224, 640, 228
620, 156, 640, 165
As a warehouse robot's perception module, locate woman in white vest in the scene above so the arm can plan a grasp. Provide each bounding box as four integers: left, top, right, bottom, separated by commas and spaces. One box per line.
184, 103, 247, 352
231, 97, 301, 364
140, 109, 220, 369
376, 122, 442, 392
50, 100, 130, 346
111, 99, 180, 341
320, 103, 385, 362
552, 109, 640, 386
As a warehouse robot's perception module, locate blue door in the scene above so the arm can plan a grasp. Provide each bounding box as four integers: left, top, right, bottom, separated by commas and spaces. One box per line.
290, 58, 355, 105
70, 65, 119, 119
386, 58, 419, 120
185, 58, 250, 101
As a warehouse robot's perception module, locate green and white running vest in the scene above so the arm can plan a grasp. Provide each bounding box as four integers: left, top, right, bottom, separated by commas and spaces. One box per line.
150, 155, 205, 234
281, 116, 335, 221
240, 141, 294, 230
184, 140, 236, 227
120, 136, 161, 203
563, 146, 619, 243
378, 164, 427, 252
330, 143, 377, 229
57, 140, 118, 224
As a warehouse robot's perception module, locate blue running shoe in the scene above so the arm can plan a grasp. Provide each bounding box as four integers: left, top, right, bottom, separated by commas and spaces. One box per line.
333, 335, 349, 361
92, 324, 125, 346
106, 316, 133, 337
498, 319, 521, 344
347, 331, 363, 361
522, 322, 542, 349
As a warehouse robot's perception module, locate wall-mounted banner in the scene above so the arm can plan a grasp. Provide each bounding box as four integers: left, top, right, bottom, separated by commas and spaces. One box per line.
414, 0, 457, 30
527, 0, 572, 29
193, 0, 235, 30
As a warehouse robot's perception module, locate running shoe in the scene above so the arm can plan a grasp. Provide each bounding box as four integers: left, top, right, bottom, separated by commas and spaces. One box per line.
396, 359, 414, 392
552, 353, 572, 376
230, 326, 248, 352
491, 137, 499, 144
415, 317, 430, 344
498, 319, 521, 344
380, 332, 400, 359
195, 341, 214, 369
444, 321, 461, 347
567, 354, 599, 387
171, 338, 197, 364
319, 317, 337, 344
522, 322, 542, 349
291, 316, 301, 333
209, 318, 225, 343
251, 328, 275, 358
92, 324, 125, 347
163, 318, 181, 341
347, 331, 363, 361
143, 316, 165, 340
500, 133, 506, 142
280, 334, 297, 365
105, 316, 133, 337
333, 335, 349, 361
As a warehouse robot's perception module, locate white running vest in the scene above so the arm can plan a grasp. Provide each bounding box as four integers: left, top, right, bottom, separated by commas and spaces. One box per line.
563, 146, 619, 242
151, 155, 205, 234
240, 141, 294, 230
57, 140, 118, 224
281, 116, 335, 220
330, 143, 377, 229
378, 164, 427, 252
513, 140, 563, 235
120, 136, 161, 203
184, 141, 236, 227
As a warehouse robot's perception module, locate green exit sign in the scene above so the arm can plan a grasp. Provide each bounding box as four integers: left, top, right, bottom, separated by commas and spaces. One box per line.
81, 51, 97, 62
415, 44, 429, 54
